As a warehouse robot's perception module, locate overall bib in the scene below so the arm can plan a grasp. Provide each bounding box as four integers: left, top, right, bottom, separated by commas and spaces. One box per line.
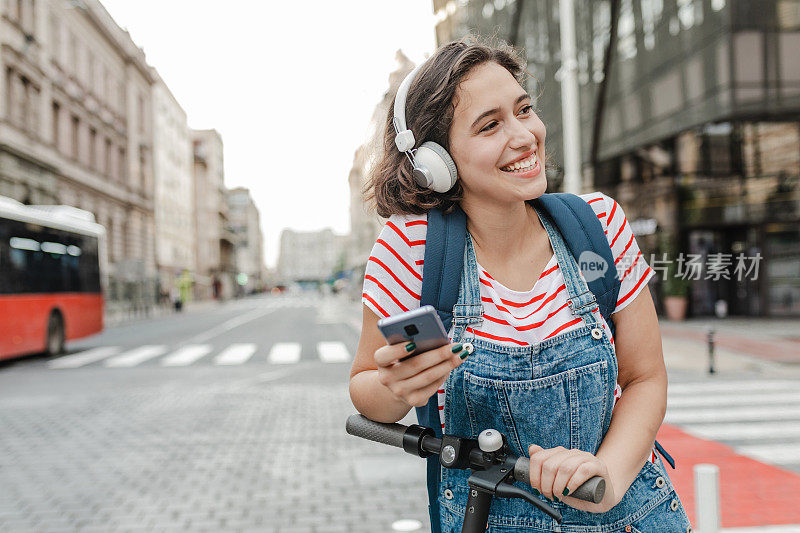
438, 206, 692, 532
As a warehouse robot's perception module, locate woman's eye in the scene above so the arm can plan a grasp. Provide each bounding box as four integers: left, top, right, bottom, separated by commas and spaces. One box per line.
518, 105, 533, 115
480, 121, 498, 133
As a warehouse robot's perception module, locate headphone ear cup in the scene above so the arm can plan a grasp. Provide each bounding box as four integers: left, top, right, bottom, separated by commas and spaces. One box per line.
414, 142, 458, 193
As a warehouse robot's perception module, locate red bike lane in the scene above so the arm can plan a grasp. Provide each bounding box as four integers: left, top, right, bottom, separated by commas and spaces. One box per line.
659, 423, 800, 527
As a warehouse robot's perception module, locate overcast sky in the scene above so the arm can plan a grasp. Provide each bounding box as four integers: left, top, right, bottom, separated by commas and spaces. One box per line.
100, 0, 437, 268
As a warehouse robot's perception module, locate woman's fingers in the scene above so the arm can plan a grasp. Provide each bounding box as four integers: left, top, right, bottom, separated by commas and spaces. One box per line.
529, 445, 572, 500
528, 445, 607, 503
374, 342, 469, 406
396, 357, 462, 405
551, 452, 599, 501
376, 342, 464, 371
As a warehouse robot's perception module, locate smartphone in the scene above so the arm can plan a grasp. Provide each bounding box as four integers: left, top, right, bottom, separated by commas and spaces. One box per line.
377, 305, 450, 357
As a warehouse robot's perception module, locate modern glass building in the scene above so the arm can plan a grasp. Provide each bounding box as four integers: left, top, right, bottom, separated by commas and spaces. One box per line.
434, 0, 800, 316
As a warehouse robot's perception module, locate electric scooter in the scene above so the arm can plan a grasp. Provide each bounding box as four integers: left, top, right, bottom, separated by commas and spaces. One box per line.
346, 414, 605, 532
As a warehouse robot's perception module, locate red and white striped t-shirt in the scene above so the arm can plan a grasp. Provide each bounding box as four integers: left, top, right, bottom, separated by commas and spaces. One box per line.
363, 192, 657, 460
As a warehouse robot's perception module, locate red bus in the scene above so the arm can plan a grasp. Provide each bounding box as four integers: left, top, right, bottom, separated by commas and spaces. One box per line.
0, 196, 106, 361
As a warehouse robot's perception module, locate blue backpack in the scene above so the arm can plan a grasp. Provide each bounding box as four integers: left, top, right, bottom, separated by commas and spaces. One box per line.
417, 193, 673, 532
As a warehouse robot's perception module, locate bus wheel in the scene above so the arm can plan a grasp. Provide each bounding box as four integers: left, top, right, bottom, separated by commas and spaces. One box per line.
45, 312, 65, 356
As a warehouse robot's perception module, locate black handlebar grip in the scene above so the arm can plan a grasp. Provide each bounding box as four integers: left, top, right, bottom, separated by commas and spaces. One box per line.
513, 457, 606, 504
346, 414, 407, 448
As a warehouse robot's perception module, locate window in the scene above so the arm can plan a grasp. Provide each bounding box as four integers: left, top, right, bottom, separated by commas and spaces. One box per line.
87, 51, 95, 90
49, 12, 60, 61
104, 137, 112, 176
103, 67, 111, 103
137, 93, 145, 134
618, 0, 637, 60
701, 122, 738, 176
51, 101, 60, 148
18, 76, 31, 130
117, 82, 125, 112
138, 146, 147, 188
68, 32, 78, 73
89, 127, 97, 169
71, 115, 80, 159
641, 0, 664, 51
595, 157, 622, 187
118, 147, 126, 182
9, 0, 20, 21
0, 218, 101, 294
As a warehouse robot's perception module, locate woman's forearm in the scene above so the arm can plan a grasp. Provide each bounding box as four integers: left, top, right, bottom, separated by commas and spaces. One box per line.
349, 369, 414, 423
595, 375, 667, 502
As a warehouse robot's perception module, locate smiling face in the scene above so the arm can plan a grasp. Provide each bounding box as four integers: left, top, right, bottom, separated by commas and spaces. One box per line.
448, 61, 547, 209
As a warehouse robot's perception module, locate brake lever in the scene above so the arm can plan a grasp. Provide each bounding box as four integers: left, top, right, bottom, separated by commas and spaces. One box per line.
495, 482, 562, 522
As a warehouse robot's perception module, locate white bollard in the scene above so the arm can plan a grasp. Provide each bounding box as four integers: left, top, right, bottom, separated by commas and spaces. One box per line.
694, 463, 721, 533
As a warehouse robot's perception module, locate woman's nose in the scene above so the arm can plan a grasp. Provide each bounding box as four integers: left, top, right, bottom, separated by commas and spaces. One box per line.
509, 118, 536, 148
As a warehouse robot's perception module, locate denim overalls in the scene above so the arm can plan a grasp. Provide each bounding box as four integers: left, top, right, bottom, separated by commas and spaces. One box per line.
438, 207, 692, 532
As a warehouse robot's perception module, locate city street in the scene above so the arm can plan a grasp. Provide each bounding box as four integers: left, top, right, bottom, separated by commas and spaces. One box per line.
0, 294, 429, 533
2, 294, 800, 532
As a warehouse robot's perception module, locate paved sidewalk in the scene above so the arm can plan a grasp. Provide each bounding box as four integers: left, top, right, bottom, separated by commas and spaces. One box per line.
660, 317, 800, 364
659, 322, 800, 531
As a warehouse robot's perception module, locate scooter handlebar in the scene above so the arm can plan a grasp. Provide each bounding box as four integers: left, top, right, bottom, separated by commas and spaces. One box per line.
345, 413, 406, 448
513, 456, 605, 504
346, 414, 605, 504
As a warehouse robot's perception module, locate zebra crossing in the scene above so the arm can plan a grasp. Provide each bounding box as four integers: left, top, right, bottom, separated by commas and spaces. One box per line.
48, 341, 352, 369
665, 378, 800, 471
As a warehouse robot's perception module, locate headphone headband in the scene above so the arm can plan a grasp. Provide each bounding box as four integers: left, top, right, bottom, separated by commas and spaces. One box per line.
391, 55, 458, 193
392, 62, 425, 144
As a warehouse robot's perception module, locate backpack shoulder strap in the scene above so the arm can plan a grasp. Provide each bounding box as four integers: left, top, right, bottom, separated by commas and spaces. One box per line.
532, 193, 620, 328
420, 205, 467, 333
417, 205, 467, 533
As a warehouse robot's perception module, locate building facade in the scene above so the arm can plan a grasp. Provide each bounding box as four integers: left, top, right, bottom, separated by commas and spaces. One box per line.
346, 50, 415, 295
152, 71, 194, 299
276, 228, 347, 285
226, 186, 264, 295
191, 128, 235, 299
1, 0, 157, 316
436, 0, 800, 317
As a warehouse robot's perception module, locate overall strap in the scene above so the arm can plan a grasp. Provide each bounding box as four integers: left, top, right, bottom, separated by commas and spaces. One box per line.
532, 193, 620, 334
533, 194, 674, 469
418, 205, 467, 533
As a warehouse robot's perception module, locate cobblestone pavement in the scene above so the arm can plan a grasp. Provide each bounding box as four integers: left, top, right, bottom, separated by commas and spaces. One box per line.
0, 295, 430, 533
0, 370, 431, 532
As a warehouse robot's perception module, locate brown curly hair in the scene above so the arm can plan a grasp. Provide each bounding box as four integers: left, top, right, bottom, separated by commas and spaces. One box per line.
365, 36, 528, 218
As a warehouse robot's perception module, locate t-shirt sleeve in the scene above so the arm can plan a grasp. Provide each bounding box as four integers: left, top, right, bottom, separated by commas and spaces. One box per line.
582, 192, 654, 314
361, 213, 427, 318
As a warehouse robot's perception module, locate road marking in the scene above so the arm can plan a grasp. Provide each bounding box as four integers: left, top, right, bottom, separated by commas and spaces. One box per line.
268, 343, 301, 364
317, 341, 350, 363
48, 346, 121, 369
214, 344, 257, 365
681, 421, 800, 442
668, 380, 798, 395
161, 344, 213, 366
668, 391, 800, 408
735, 443, 800, 465
104, 345, 168, 367
665, 404, 800, 424
188, 308, 275, 344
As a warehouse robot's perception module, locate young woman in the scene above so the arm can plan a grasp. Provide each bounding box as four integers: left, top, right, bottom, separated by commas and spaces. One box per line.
349, 37, 690, 532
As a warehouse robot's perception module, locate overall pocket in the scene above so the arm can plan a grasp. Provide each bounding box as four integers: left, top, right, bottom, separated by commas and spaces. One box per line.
464, 359, 609, 457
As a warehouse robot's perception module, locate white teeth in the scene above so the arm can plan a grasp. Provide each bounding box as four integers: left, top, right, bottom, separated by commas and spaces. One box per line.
502, 154, 537, 172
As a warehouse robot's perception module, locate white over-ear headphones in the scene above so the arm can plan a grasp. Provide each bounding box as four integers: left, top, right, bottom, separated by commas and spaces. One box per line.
393, 61, 458, 193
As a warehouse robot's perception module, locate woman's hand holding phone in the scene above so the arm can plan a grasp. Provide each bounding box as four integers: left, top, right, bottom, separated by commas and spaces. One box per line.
374, 341, 469, 408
